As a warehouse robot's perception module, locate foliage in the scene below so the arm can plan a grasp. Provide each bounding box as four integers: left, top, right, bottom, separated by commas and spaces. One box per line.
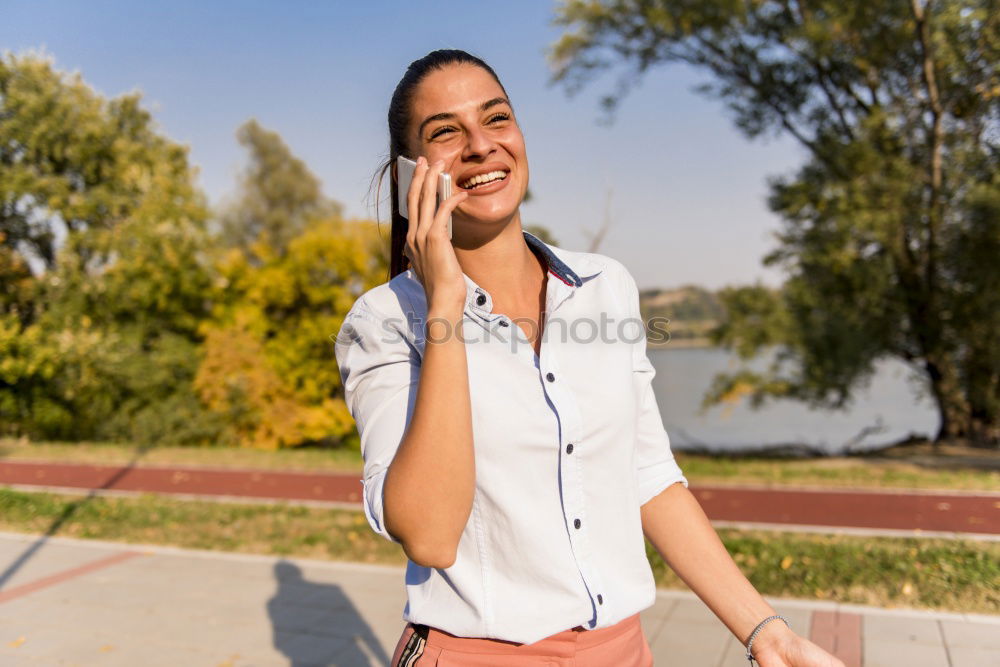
1, 51, 194, 275
0, 53, 391, 450
199, 121, 387, 449
0, 51, 221, 445
550, 1, 1000, 446
216, 119, 342, 259
195, 222, 383, 450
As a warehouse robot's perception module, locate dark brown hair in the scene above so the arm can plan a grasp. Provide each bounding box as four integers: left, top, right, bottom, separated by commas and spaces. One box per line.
370, 49, 508, 281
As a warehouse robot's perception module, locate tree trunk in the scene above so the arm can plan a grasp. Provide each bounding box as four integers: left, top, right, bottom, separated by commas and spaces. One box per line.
926, 355, 969, 441
925, 355, 999, 449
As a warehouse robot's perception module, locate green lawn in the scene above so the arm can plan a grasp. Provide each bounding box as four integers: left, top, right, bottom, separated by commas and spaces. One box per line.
676, 452, 1000, 492
2, 438, 998, 492
1, 487, 996, 614
0, 439, 364, 473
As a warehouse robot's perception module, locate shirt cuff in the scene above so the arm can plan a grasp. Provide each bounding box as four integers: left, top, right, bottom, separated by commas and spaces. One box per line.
361, 469, 402, 544
637, 459, 689, 506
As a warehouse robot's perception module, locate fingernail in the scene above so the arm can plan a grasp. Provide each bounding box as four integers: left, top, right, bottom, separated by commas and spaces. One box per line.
417, 156, 426, 165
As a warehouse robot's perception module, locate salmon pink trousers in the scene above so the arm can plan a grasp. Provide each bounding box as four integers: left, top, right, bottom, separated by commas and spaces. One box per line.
390, 612, 654, 666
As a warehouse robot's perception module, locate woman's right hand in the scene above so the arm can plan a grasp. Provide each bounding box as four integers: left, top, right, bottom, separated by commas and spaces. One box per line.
404, 156, 469, 313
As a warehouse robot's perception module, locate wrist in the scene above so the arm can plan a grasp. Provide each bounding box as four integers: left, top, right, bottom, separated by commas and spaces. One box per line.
748, 619, 796, 656
425, 308, 465, 343
428, 298, 466, 319
428, 285, 468, 315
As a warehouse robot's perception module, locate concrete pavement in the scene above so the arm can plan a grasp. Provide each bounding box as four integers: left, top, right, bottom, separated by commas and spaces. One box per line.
0, 531, 996, 666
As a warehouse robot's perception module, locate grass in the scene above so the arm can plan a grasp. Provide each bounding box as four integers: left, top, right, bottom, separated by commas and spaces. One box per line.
0, 438, 364, 473
1, 487, 996, 615
2, 438, 998, 492
646, 529, 999, 615
0, 487, 401, 566
675, 452, 1000, 492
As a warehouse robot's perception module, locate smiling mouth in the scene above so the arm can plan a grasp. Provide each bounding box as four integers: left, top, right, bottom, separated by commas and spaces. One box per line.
459, 170, 509, 190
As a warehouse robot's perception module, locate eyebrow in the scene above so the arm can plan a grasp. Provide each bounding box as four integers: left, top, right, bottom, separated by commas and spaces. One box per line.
418, 97, 511, 137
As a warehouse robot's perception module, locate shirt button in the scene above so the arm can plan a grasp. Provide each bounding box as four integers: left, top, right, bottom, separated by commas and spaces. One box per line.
574, 518, 581, 529
546, 372, 555, 382
597, 594, 604, 605
566, 443, 574, 454
476, 294, 487, 306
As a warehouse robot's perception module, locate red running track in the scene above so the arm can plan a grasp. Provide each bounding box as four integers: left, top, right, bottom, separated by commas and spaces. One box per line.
1, 461, 997, 534
0, 461, 362, 504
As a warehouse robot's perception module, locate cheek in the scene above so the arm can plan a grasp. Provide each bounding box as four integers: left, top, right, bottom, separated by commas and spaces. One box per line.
426, 144, 462, 164
428, 146, 464, 176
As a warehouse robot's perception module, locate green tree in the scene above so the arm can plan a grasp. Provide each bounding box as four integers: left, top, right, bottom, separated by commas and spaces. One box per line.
0, 51, 220, 445
217, 119, 342, 260
1, 51, 193, 278
550, 1, 1000, 447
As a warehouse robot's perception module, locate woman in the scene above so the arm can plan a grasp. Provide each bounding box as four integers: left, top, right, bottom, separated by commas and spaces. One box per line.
335, 49, 844, 667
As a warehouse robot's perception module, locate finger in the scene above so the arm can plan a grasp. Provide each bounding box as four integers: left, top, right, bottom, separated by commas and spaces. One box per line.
406, 156, 428, 227
431, 190, 468, 237
406, 157, 427, 254
419, 160, 443, 239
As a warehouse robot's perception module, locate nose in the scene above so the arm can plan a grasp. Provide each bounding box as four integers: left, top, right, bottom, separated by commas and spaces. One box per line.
462, 124, 497, 160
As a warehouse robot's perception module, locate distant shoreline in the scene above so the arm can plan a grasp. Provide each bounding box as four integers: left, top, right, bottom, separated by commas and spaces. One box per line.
647, 338, 713, 349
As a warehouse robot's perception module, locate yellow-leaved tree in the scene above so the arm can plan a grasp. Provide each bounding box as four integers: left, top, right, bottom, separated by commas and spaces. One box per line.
196, 120, 387, 449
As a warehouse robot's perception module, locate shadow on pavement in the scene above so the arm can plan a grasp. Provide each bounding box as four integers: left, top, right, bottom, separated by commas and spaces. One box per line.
0, 443, 153, 591
268, 560, 391, 667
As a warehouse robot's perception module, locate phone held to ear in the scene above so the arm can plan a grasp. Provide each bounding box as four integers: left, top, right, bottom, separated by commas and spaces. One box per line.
396, 155, 453, 240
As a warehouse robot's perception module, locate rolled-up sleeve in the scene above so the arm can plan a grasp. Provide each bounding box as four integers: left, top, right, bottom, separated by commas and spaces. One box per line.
622, 268, 689, 505
334, 297, 421, 543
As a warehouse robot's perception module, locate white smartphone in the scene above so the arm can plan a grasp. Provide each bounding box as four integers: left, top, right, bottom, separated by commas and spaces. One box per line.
396, 155, 453, 240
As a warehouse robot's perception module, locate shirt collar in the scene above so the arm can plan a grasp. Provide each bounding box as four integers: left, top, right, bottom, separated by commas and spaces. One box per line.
464, 230, 604, 316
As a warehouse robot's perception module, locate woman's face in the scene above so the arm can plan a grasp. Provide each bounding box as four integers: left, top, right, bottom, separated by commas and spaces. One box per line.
406, 63, 528, 229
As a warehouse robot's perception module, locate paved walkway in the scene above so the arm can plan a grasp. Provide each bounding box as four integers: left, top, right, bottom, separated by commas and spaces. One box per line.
2, 461, 999, 536
0, 532, 996, 666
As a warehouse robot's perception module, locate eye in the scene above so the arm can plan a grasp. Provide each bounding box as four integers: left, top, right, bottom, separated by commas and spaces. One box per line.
430, 126, 455, 139
487, 112, 510, 124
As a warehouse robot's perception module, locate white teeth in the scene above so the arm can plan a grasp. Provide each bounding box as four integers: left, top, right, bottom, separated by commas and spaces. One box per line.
461, 170, 508, 189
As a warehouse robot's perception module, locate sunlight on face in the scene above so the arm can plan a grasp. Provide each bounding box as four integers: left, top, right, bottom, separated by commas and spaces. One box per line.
408, 63, 529, 230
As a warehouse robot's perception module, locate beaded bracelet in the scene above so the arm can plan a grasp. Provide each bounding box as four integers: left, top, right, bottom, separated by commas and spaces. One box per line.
744, 614, 790, 665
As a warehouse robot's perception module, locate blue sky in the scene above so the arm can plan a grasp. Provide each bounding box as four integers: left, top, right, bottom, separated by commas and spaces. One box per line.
2, 0, 806, 289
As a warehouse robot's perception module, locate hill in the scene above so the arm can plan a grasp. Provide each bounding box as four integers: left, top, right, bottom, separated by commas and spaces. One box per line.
638, 285, 724, 348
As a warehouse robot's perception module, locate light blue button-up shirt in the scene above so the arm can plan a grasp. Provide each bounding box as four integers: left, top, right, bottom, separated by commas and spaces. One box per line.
334, 230, 688, 645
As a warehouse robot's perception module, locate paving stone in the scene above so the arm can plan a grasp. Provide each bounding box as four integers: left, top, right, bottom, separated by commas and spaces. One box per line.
863, 639, 952, 667
939, 619, 1000, 649
650, 618, 732, 665
950, 645, 1000, 667
864, 615, 945, 647
1, 532, 995, 666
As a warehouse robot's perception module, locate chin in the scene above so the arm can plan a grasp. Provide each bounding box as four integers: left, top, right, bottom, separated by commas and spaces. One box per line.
457, 202, 521, 226
454, 212, 514, 230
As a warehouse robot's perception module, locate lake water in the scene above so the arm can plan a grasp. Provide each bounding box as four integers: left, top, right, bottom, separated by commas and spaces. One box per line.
649, 347, 940, 455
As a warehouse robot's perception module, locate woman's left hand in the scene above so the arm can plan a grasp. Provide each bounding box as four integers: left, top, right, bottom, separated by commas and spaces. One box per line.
751, 631, 847, 667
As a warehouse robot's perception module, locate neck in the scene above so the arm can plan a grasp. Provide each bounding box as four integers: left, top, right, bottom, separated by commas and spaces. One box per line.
451, 212, 547, 308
